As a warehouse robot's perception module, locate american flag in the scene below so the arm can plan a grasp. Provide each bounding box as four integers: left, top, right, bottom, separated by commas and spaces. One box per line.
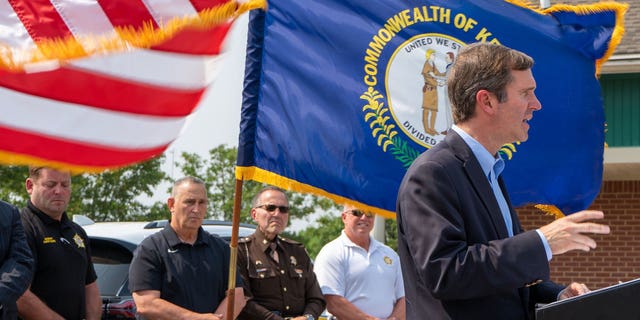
0, 0, 260, 172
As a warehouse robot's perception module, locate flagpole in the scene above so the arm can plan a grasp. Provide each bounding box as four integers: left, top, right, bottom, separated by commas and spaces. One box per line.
226, 178, 244, 319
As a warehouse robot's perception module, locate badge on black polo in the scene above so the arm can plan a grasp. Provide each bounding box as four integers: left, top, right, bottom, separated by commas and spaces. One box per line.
73, 234, 85, 248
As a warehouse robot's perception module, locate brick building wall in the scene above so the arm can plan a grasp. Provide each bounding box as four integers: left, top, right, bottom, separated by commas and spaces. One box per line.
518, 181, 640, 289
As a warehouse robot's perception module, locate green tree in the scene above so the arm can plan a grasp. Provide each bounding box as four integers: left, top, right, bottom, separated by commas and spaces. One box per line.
147, 201, 171, 221
294, 214, 399, 260
0, 157, 169, 221
384, 218, 399, 252
175, 145, 339, 224
0, 165, 29, 204
295, 214, 343, 259
70, 156, 169, 221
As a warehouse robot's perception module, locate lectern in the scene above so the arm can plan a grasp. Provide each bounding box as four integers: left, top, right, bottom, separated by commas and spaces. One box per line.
535, 278, 640, 319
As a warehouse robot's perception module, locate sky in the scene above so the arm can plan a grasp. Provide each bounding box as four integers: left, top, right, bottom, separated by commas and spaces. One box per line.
166, 14, 249, 165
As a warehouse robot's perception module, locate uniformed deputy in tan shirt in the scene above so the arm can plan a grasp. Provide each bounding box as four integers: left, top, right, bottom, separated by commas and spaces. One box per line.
237, 186, 325, 320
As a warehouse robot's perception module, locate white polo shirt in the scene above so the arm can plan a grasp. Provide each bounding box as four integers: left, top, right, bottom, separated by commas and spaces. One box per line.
314, 231, 405, 318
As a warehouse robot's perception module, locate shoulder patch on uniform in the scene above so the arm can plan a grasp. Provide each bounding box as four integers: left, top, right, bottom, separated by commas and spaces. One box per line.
279, 236, 302, 245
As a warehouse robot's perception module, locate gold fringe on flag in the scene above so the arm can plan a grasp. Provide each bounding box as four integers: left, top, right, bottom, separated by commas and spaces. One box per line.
236, 166, 397, 219
534, 204, 566, 220
505, 1, 628, 76
0, 150, 113, 175
0, 0, 267, 72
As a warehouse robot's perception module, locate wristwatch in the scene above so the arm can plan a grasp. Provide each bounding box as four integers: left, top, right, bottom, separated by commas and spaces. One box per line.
304, 315, 314, 320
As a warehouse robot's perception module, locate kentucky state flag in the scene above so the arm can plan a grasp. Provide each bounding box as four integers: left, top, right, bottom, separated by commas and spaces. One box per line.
237, 0, 627, 218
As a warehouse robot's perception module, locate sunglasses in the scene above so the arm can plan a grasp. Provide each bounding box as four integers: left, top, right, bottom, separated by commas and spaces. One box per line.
346, 209, 374, 218
255, 204, 290, 214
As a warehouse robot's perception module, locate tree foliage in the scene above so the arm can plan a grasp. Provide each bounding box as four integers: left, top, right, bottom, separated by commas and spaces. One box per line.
384, 218, 399, 252
295, 214, 343, 259
0, 165, 29, 204
174, 145, 339, 224
70, 156, 169, 221
295, 214, 399, 260
0, 157, 169, 221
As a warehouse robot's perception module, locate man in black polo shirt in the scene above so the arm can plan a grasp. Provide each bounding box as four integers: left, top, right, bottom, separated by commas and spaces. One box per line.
128, 176, 245, 319
18, 167, 101, 320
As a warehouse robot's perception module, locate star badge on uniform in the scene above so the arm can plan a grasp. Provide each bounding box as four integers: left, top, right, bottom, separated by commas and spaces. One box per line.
73, 234, 85, 248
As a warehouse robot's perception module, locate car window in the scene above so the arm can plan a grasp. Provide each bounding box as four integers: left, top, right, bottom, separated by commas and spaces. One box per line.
90, 238, 133, 297
94, 263, 129, 296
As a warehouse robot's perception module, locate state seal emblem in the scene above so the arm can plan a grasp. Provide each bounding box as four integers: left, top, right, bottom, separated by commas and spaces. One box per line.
387, 34, 463, 146
361, 32, 519, 167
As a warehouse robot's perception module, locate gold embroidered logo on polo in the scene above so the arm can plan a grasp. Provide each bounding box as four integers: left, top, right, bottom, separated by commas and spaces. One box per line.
43, 237, 56, 244
384, 256, 392, 265
73, 234, 85, 248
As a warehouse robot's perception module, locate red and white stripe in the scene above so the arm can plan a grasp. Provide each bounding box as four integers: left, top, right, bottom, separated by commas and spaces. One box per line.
0, 0, 234, 170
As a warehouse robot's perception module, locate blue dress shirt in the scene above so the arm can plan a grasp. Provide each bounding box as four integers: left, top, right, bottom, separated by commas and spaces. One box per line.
451, 125, 552, 260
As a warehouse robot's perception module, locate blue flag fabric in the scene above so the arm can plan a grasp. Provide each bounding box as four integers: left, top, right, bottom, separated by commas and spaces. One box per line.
237, 0, 627, 218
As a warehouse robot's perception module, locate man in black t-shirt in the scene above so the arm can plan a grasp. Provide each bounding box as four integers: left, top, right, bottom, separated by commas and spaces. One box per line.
18, 167, 101, 320
129, 176, 245, 319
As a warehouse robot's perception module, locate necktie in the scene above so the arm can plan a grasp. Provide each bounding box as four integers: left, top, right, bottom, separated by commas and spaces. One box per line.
269, 242, 279, 263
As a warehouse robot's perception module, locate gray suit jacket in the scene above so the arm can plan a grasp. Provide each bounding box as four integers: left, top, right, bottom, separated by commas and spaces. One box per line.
396, 131, 563, 319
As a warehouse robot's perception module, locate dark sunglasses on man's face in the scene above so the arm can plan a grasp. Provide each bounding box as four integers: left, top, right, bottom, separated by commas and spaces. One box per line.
255, 204, 290, 214
346, 209, 374, 218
